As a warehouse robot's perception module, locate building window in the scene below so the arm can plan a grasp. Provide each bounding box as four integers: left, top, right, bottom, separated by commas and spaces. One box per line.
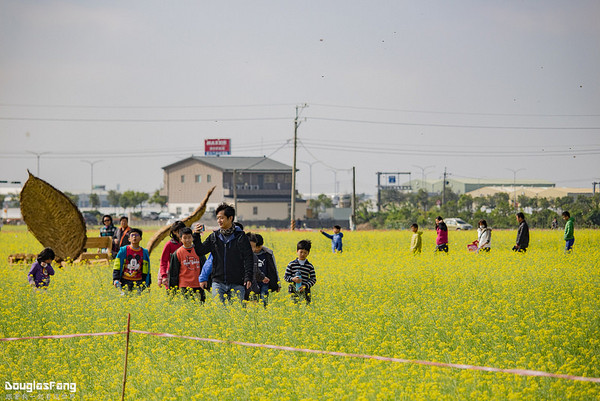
195, 174, 201, 183
207, 174, 211, 183
180, 175, 185, 183
253, 206, 258, 215
176, 207, 182, 214
188, 207, 194, 212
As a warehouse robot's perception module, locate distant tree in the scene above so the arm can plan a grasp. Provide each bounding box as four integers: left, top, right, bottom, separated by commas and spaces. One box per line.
458, 194, 474, 212
89, 193, 100, 209
414, 189, 429, 212
380, 188, 408, 206
555, 196, 574, 211
134, 191, 150, 213
119, 191, 134, 211
120, 191, 149, 212
150, 190, 168, 209
107, 190, 121, 210
537, 197, 551, 210
518, 194, 532, 209
310, 194, 333, 211
64, 192, 79, 206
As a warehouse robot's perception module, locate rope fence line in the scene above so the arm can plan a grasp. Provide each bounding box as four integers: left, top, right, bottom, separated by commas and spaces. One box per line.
2, 323, 599, 385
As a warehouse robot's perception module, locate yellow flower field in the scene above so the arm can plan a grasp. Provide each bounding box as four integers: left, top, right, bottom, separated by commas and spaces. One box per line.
1, 226, 599, 400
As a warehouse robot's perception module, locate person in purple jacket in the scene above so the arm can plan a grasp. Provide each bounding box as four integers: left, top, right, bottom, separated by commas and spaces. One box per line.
28, 247, 56, 288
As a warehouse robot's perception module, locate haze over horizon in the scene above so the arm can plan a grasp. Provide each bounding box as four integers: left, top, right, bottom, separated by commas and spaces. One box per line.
1, 1, 599, 197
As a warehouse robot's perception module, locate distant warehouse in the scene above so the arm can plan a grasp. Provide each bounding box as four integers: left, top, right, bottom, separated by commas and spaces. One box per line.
161, 156, 306, 221
407, 177, 555, 195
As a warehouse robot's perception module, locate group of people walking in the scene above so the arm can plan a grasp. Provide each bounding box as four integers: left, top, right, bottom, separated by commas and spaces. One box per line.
26, 206, 576, 295
108, 203, 317, 305
410, 211, 575, 255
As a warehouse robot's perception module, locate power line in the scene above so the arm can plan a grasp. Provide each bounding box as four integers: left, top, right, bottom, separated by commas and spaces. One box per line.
297, 140, 353, 172
299, 138, 600, 151
306, 116, 600, 130
0, 103, 298, 109
0, 116, 291, 123
296, 142, 600, 158
4, 102, 597, 118
310, 103, 600, 118
0, 141, 292, 160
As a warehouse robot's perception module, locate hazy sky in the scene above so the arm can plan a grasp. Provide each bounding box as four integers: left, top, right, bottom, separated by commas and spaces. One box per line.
1, 1, 599, 198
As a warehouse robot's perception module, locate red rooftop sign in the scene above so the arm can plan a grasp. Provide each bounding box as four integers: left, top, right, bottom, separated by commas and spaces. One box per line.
205, 139, 231, 156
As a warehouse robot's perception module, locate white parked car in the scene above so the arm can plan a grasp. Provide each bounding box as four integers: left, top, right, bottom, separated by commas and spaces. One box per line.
445, 218, 473, 230
158, 212, 174, 220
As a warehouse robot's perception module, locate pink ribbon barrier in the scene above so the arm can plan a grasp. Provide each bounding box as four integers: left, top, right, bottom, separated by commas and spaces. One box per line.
2, 329, 599, 383
130, 330, 600, 384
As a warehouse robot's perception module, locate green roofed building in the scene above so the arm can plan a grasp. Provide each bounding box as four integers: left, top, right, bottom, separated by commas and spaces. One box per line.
406, 177, 555, 195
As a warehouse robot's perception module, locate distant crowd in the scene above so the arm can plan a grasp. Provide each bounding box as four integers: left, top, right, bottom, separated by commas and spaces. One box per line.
409, 211, 575, 255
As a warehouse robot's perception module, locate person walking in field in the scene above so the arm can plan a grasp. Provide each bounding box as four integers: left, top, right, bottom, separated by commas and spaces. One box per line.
196, 203, 254, 304
434, 216, 449, 253
562, 211, 575, 253
99, 215, 116, 254
477, 219, 492, 252
410, 223, 422, 254
113, 228, 151, 293
168, 227, 207, 301
320, 225, 343, 253
284, 240, 316, 304
112, 216, 132, 253
100, 215, 117, 238
28, 247, 56, 289
158, 220, 186, 289
512, 212, 529, 253
246, 232, 280, 306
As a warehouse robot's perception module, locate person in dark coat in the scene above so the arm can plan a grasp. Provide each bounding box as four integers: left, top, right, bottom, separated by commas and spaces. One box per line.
195, 203, 253, 304
513, 212, 530, 252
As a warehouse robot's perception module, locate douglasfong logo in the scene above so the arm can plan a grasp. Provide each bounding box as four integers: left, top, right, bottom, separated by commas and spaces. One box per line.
5, 381, 77, 393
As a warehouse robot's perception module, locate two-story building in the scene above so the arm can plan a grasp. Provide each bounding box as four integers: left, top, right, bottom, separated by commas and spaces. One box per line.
161, 156, 306, 221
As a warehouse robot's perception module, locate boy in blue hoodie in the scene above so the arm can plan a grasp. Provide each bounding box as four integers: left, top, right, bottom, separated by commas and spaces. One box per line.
320, 225, 343, 253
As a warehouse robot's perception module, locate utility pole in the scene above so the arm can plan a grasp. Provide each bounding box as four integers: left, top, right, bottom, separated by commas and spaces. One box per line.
81, 160, 103, 193
376, 172, 381, 211
299, 160, 320, 205
290, 103, 307, 230
442, 167, 447, 206
351, 166, 356, 231
506, 168, 525, 210
233, 169, 238, 213
413, 165, 434, 192
27, 151, 50, 177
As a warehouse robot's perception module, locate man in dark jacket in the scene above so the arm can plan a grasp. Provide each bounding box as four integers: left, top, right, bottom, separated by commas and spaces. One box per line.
512, 212, 530, 252
196, 203, 253, 304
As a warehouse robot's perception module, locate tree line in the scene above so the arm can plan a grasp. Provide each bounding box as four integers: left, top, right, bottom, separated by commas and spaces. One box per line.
1, 190, 167, 213
353, 188, 600, 230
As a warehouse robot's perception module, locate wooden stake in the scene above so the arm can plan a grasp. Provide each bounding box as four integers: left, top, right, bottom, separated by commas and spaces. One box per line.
121, 313, 131, 401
